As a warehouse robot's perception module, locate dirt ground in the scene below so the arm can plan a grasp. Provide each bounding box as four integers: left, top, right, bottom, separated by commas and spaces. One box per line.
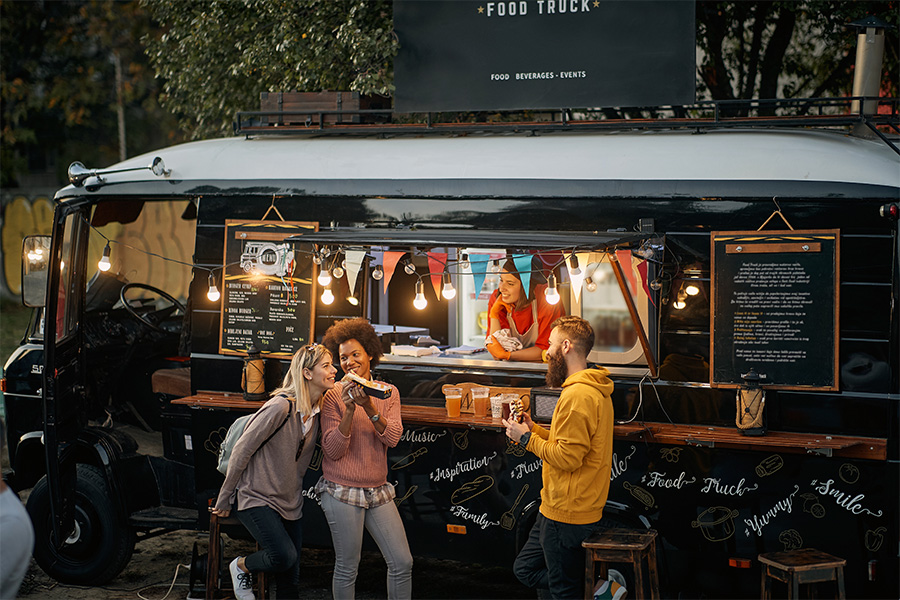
16, 529, 530, 600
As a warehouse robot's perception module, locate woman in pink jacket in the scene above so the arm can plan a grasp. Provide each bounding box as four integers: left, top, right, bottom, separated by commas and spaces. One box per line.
317, 318, 413, 599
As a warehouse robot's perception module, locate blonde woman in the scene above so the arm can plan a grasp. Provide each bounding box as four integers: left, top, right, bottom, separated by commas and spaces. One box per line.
213, 344, 346, 600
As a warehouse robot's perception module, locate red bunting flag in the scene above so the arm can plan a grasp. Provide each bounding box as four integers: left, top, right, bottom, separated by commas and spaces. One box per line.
427, 252, 448, 300
615, 249, 637, 298
382, 251, 404, 294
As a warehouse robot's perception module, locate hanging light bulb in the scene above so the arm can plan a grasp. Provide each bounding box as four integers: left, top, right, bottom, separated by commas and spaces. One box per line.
567, 254, 581, 276
585, 276, 597, 293
312, 252, 322, 265
321, 285, 335, 305
441, 272, 456, 300
404, 260, 416, 275
544, 273, 560, 305
332, 264, 345, 279
460, 252, 470, 271
207, 272, 220, 302
372, 265, 384, 280
649, 279, 662, 291
98, 243, 112, 272
347, 294, 359, 306
685, 283, 700, 296
673, 290, 687, 310
317, 267, 332, 287
490, 259, 501, 273
413, 280, 428, 310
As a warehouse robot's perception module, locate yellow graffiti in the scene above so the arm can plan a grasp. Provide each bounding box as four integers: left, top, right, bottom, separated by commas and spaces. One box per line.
2, 195, 53, 295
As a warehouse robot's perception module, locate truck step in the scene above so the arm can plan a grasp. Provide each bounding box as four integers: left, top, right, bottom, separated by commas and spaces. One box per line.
129, 506, 197, 529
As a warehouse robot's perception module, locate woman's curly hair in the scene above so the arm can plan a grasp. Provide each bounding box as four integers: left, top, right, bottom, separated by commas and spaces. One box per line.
321, 317, 384, 368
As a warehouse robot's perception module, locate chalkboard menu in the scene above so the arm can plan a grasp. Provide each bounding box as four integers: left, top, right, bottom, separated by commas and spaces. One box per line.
710, 230, 839, 390
219, 220, 317, 358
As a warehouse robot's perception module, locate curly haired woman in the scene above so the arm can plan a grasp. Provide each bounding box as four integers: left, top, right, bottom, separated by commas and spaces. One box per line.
317, 317, 413, 599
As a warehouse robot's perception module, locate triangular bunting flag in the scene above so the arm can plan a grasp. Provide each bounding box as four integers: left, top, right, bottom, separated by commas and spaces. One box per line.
382, 251, 404, 294
512, 254, 532, 298
344, 250, 366, 298
427, 252, 448, 300
615, 249, 637, 297
636, 260, 657, 307
469, 254, 490, 299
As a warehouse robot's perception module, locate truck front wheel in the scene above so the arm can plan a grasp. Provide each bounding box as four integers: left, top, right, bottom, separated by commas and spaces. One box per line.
26, 464, 136, 584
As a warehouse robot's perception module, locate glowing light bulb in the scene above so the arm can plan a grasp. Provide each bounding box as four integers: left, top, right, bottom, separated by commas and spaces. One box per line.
332, 265, 344, 279
347, 294, 359, 306
685, 283, 700, 296
404, 261, 416, 275
567, 254, 581, 276
441, 273, 456, 300
98, 243, 111, 272
490, 260, 501, 273
321, 287, 335, 305
207, 273, 220, 302
544, 274, 560, 305
372, 265, 384, 280
585, 277, 597, 293
673, 290, 687, 310
413, 280, 428, 310
317, 269, 332, 287
460, 253, 470, 271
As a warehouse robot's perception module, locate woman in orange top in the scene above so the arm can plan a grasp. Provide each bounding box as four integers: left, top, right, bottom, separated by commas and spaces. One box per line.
486, 259, 565, 362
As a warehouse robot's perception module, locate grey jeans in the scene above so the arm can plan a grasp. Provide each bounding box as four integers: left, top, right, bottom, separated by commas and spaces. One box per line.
319, 491, 413, 600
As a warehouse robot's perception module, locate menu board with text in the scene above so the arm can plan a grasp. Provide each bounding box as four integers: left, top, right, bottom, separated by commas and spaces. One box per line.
710, 230, 839, 390
219, 220, 317, 357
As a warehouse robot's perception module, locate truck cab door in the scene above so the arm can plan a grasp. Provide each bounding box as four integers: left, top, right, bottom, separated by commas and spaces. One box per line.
42, 206, 89, 549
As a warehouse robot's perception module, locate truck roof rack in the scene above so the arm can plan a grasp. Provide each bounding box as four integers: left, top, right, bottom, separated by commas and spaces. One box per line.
235, 96, 899, 150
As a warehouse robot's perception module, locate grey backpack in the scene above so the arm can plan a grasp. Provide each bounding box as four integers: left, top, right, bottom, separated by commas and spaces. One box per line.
217, 400, 292, 475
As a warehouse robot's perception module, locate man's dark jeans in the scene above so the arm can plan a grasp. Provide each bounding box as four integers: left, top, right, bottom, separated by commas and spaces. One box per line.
514, 513, 602, 599
237, 505, 303, 599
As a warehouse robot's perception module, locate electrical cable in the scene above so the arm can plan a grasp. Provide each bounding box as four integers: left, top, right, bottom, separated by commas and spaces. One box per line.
136, 562, 191, 600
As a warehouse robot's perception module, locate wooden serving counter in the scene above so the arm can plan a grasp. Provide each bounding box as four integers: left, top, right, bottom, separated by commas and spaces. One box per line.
172, 392, 886, 460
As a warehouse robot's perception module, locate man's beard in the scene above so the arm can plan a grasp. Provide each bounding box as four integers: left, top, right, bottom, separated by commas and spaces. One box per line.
545, 350, 567, 387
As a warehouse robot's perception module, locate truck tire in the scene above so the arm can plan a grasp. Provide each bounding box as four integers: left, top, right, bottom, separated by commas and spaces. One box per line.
26, 464, 136, 584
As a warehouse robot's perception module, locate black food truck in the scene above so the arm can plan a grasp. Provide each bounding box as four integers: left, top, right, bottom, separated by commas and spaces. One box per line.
2, 102, 898, 598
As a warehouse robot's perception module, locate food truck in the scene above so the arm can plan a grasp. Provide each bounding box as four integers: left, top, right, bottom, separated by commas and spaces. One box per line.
2, 100, 898, 598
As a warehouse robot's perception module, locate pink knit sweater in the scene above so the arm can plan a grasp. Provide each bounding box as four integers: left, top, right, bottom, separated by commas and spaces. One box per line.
320, 381, 403, 488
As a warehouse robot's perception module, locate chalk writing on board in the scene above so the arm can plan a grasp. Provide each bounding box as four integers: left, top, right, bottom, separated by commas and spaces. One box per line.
812, 479, 883, 517
744, 485, 799, 537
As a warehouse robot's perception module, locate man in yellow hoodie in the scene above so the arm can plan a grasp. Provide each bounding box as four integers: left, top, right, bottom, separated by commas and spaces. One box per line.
504, 316, 623, 599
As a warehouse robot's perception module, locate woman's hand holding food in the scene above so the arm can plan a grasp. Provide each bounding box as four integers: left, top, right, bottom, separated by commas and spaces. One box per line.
340, 381, 360, 410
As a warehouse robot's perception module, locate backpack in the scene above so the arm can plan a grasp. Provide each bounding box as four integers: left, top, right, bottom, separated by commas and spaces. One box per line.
217, 399, 292, 475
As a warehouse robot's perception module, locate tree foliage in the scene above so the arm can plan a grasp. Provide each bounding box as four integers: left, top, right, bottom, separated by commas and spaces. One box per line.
143, 0, 395, 139
1, 0, 180, 187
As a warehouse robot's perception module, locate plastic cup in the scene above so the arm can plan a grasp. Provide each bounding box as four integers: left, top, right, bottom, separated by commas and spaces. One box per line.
444, 387, 462, 418
471, 387, 490, 417
490, 395, 503, 419
501, 393, 519, 421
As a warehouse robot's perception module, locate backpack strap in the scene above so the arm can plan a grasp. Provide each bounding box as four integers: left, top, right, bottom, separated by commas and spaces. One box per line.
256, 396, 293, 452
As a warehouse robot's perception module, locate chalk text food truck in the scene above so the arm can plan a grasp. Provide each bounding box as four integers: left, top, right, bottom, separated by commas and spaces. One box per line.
3, 103, 898, 598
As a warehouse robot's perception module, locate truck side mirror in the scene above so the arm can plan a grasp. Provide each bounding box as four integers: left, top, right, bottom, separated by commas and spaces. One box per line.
22, 235, 51, 308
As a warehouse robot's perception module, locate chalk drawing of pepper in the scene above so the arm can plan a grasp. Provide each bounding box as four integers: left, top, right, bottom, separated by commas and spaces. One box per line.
865, 527, 886, 552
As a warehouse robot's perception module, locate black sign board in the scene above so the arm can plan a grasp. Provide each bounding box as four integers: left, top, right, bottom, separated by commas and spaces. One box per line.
710, 230, 840, 390
394, 0, 695, 113
219, 220, 317, 357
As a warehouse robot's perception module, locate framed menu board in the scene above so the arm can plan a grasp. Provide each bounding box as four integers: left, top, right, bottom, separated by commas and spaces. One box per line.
218, 220, 317, 357
710, 230, 839, 390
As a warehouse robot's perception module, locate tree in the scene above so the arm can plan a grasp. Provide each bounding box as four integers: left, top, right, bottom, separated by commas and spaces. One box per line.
1, 0, 180, 188
697, 1, 898, 114
142, 0, 395, 139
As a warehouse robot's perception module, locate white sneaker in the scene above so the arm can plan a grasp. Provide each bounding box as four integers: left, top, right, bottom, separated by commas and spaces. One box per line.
229, 557, 256, 600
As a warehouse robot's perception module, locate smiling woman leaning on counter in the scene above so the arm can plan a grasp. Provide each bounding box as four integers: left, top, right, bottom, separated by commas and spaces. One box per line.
317, 317, 413, 600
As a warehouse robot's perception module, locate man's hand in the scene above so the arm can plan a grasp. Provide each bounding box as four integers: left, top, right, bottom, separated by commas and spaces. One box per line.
503, 417, 530, 443
486, 336, 511, 360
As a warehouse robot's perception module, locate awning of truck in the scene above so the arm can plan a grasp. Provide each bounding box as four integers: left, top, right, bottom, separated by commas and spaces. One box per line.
285, 228, 648, 250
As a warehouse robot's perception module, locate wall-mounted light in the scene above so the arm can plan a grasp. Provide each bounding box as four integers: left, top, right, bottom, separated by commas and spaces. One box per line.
207, 272, 220, 302
413, 279, 428, 310
673, 289, 687, 310
441, 272, 456, 300
684, 283, 700, 296
544, 273, 560, 305
98, 243, 112, 272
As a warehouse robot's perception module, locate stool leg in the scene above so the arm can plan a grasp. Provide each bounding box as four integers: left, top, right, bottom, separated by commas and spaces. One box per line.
646, 544, 660, 600
761, 566, 771, 600
585, 550, 593, 600
631, 551, 645, 599
206, 514, 219, 600
836, 567, 846, 600
790, 574, 799, 600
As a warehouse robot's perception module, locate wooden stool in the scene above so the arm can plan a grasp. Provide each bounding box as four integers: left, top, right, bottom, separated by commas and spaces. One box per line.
207, 512, 267, 600
582, 528, 660, 600
758, 548, 846, 599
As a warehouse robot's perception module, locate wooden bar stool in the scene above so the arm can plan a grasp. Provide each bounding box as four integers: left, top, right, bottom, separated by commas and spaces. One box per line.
207, 512, 267, 600
582, 528, 660, 600
758, 548, 846, 599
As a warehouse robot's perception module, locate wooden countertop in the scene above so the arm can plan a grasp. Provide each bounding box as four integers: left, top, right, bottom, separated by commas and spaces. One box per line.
172, 392, 886, 460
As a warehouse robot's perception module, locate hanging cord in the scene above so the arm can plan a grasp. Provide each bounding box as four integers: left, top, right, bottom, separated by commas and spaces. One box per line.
757, 197, 794, 231
136, 562, 191, 600
261, 195, 286, 221
616, 371, 673, 425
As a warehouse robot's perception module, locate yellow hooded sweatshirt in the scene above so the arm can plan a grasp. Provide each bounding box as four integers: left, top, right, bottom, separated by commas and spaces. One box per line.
526, 367, 614, 524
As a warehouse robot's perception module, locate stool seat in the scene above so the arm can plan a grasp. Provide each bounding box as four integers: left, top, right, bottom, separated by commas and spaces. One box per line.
207, 512, 267, 600
758, 548, 846, 599
583, 528, 660, 599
